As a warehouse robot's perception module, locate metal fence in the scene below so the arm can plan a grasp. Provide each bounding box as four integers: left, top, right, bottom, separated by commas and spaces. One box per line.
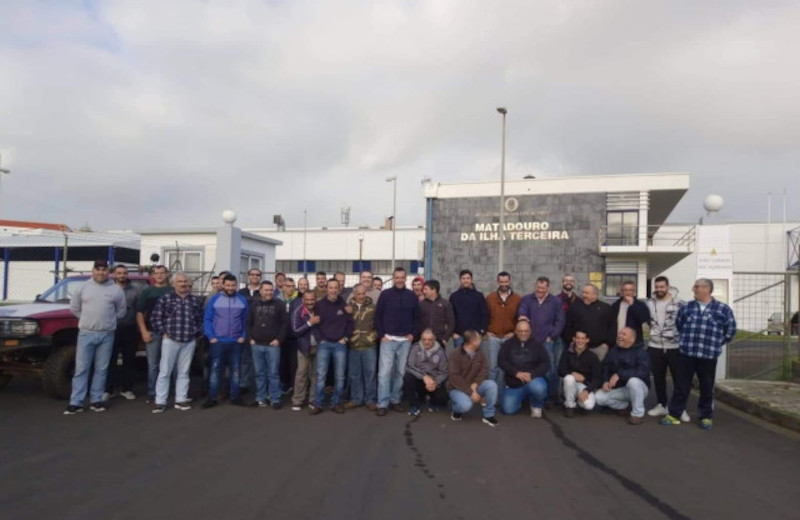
727, 271, 799, 380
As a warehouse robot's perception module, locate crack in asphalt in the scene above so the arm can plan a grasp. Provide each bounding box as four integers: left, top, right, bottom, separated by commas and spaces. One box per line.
545, 416, 692, 520
403, 417, 449, 502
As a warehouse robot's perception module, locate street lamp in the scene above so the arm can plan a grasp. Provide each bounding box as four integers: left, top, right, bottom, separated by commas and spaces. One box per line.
497, 107, 507, 272
386, 176, 397, 270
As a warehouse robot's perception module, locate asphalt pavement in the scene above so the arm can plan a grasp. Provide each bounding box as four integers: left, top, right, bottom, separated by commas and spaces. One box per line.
1, 375, 799, 520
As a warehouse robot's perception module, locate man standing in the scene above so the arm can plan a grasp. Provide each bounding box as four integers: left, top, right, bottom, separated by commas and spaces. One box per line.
104, 264, 140, 401
645, 276, 687, 421
149, 272, 204, 413
485, 271, 521, 399
564, 284, 616, 362
611, 281, 650, 346
290, 291, 321, 411
345, 284, 378, 410
403, 329, 448, 416
661, 279, 736, 430
313, 271, 328, 301
558, 330, 602, 417
595, 327, 651, 425
208, 275, 221, 298
374, 267, 420, 416
203, 274, 249, 408
412, 276, 425, 302
557, 274, 578, 318
246, 281, 288, 408
237, 268, 262, 394
333, 271, 352, 301
136, 265, 173, 403
449, 270, 489, 349
517, 276, 565, 408
498, 321, 550, 418
311, 279, 354, 415
447, 330, 498, 427
278, 276, 299, 393
372, 276, 384, 292
64, 260, 126, 414
419, 280, 455, 346
347, 270, 381, 305
239, 268, 262, 300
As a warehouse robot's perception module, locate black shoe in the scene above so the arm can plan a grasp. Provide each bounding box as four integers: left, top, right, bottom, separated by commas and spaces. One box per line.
152, 405, 167, 414
230, 397, 246, 406
331, 405, 345, 414
272, 402, 282, 410
202, 399, 218, 409
63, 405, 84, 415
451, 411, 463, 421
564, 407, 575, 418
89, 402, 107, 412
309, 404, 323, 416
482, 416, 498, 427
376, 407, 387, 417
389, 403, 407, 413
239, 387, 250, 395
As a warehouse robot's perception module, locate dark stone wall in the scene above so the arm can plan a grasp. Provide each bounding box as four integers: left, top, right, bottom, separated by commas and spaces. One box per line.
430, 193, 606, 296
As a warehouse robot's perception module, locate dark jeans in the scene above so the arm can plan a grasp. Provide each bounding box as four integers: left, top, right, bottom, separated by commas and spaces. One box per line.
280, 337, 298, 391
209, 341, 241, 401
668, 354, 717, 420
106, 324, 139, 393
402, 373, 447, 408
648, 347, 679, 406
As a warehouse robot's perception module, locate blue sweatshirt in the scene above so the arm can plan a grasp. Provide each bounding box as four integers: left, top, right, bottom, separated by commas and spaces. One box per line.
374, 286, 420, 339
601, 345, 651, 387
204, 291, 249, 343
315, 296, 354, 342
449, 286, 489, 335
517, 293, 565, 343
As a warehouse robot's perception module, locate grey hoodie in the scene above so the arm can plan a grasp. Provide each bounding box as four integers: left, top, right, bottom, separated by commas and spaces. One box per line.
70, 279, 126, 332
406, 341, 448, 385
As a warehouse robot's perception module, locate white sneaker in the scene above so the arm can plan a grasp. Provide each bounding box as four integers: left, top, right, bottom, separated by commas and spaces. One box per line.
120, 391, 136, 400
680, 411, 690, 423
647, 404, 668, 417
291, 405, 302, 412
531, 406, 542, 419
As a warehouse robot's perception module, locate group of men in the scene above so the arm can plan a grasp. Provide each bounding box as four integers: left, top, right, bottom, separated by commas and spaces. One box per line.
64, 261, 737, 431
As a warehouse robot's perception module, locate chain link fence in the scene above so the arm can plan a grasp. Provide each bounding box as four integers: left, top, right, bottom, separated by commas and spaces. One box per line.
727, 271, 799, 380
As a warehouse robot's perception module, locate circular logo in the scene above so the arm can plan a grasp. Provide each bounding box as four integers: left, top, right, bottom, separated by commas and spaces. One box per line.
504, 197, 519, 212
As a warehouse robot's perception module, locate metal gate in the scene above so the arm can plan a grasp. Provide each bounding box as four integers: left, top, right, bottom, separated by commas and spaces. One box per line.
727, 271, 799, 380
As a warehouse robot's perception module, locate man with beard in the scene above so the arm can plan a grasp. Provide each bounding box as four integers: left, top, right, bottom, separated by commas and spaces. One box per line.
564, 284, 616, 362
104, 265, 140, 401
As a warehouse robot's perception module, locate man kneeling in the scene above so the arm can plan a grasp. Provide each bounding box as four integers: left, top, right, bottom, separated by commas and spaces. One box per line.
403, 329, 448, 416
594, 327, 650, 425
558, 329, 601, 417
498, 320, 550, 418
446, 330, 498, 427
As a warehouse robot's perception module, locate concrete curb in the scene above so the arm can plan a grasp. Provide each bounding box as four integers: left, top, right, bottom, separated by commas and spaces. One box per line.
715, 384, 800, 433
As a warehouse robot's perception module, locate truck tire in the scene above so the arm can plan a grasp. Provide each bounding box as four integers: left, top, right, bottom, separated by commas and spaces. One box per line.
43, 346, 76, 400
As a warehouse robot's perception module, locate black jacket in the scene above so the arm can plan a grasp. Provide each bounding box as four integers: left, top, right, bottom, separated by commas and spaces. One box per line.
498, 336, 550, 388
419, 296, 456, 343
246, 298, 288, 345
610, 298, 651, 344
449, 286, 489, 335
557, 344, 602, 392
565, 300, 616, 348
602, 345, 651, 387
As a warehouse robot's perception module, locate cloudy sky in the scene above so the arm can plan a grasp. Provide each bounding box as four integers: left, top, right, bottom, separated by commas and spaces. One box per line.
1, 0, 798, 231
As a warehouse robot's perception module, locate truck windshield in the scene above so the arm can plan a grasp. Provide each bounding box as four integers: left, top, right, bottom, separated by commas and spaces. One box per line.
37, 278, 88, 303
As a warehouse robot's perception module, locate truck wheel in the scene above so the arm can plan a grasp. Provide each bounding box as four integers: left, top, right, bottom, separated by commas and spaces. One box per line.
0, 371, 11, 389
43, 346, 77, 399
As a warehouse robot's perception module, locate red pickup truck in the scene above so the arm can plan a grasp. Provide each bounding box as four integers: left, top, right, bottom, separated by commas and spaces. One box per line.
0, 274, 152, 398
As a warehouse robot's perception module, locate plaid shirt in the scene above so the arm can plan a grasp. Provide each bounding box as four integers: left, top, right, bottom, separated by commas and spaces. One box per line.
676, 298, 736, 360
150, 292, 204, 343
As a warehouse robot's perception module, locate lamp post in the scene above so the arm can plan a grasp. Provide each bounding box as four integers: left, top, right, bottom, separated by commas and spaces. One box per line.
497, 107, 507, 272
386, 176, 397, 270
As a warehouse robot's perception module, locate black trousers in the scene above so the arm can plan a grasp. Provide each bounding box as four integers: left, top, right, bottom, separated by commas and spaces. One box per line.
106, 324, 139, 392
647, 347, 679, 406
402, 373, 448, 408
280, 337, 298, 391
668, 354, 718, 420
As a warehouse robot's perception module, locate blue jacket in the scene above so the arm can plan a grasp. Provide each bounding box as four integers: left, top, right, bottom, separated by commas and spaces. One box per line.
291, 303, 321, 356
517, 293, 565, 343
602, 345, 651, 387
449, 286, 489, 335
203, 291, 249, 343
676, 298, 736, 360
315, 296, 355, 342
374, 286, 420, 339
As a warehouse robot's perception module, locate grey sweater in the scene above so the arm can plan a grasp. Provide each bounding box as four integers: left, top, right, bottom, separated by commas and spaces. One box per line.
406, 342, 448, 385
70, 279, 126, 332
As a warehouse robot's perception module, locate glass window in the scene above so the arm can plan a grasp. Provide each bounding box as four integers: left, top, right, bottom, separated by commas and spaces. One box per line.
606, 211, 639, 246
604, 274, 637, 298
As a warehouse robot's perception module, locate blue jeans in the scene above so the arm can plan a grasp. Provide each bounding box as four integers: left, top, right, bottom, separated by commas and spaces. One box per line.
482, 335, 507, 399
348, 347, 378, 405
315, 341, 347, 406
240, 342, 254, 390
377, 339, 411, 409
544, 339, 564, 402
449, 380, 497, 418
501, 377, 548, 414
155, 337, 196, 405
209, 341, 241, 401
70, 330, 115, 406
145, 334, 163, 398
252, 344, 282, 403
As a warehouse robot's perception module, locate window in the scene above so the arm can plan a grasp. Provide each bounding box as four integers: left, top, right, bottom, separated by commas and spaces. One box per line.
604, 274, 636, 298
606, 211, 639, 246
297, 260, 315, 273
164, 250, 203, 272
353, 260, 371, 273
239, 253, 264, 281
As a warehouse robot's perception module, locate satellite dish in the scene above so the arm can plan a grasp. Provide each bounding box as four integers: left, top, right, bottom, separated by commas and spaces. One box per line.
703, 195, 724, 213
